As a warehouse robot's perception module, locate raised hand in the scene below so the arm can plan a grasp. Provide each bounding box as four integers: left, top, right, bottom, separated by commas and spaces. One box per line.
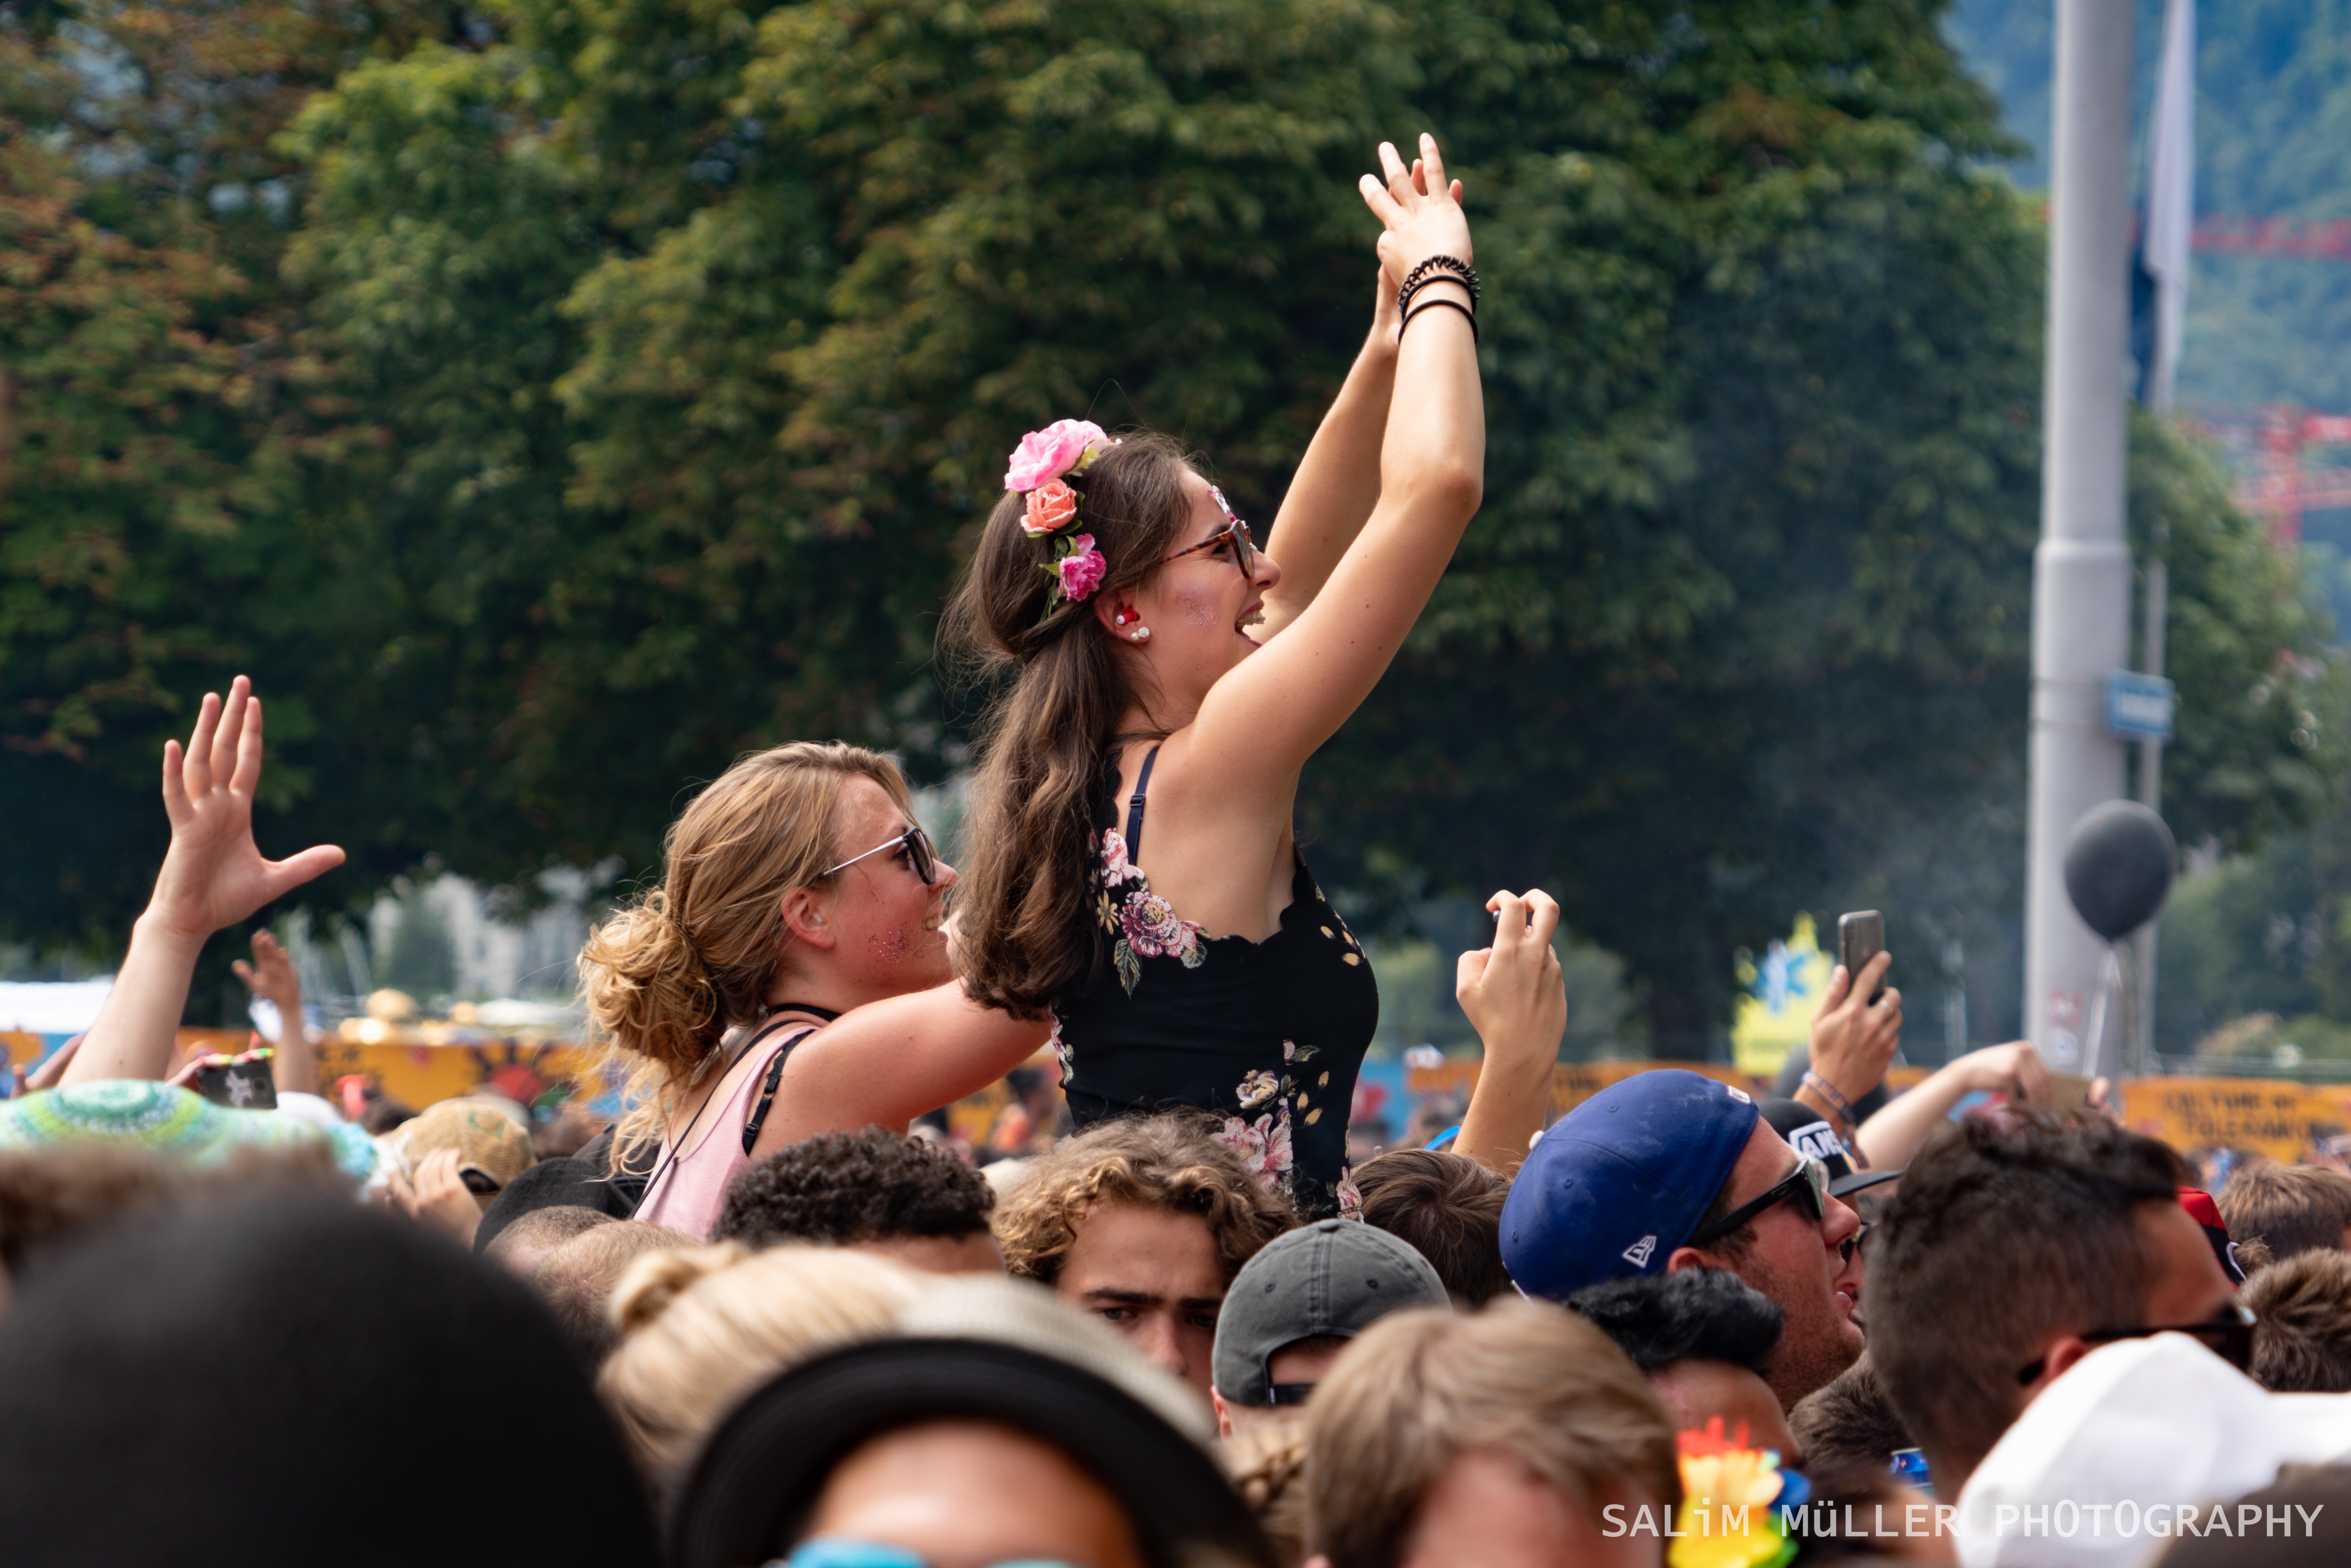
1357, 132, 1473, 282
1453, 888, 1568, 1176
62, 676, 344, 1088
147, 677, 345, 943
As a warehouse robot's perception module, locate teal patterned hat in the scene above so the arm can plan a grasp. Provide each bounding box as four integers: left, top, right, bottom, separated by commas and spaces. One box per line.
0, 1082, 376, 1181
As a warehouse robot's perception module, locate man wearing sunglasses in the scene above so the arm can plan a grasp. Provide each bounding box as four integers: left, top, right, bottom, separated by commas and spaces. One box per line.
1502, 1069, 1866, 1412
1866, 1107, 2241, 1501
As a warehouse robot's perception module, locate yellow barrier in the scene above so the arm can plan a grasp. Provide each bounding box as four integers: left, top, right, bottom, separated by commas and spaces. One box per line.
14, 1024, 2351, 1168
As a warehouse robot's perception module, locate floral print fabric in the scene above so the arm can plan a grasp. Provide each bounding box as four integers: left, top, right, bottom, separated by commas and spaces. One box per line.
1097, 828, 1205, 993
1059, 814, 1378, 1220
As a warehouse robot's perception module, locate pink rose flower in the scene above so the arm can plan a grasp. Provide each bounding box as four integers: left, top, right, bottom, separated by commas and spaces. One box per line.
1119, 887, 1189, 956
1056, 536, 1107, 603
1022, 478, 1079, 537
1005, 419, 1108, 492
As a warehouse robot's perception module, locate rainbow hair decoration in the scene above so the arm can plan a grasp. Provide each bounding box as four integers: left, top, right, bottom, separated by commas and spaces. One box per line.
1005, 419, 1115, 617
1666, 1419, 1806, 1568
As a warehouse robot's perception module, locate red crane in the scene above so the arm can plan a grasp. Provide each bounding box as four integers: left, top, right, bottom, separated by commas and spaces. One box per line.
2192, 215, 2351, 263
2182, 406, 2351, 543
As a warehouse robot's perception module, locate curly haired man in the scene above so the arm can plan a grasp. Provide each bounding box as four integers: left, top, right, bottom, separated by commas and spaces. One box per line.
993, 1113, 1297, 1405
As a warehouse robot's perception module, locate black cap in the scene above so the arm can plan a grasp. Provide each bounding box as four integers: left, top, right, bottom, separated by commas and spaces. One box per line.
1757, 1097, 1903, 1199
668, 1278, 1275, 1568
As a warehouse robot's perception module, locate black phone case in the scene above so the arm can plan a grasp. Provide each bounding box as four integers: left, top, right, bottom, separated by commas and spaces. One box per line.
193, 1061, 278, 1111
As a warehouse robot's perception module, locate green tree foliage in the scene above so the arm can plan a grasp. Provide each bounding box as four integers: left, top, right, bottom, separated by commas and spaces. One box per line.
0, 0, 2331, 1053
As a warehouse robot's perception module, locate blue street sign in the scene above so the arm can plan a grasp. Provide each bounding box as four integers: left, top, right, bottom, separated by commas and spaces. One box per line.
2107, 672, 2176, 741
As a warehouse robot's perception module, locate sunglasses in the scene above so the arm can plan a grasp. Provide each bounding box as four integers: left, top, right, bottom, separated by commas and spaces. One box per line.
2016, 1301, 2257, 1385
775, 1539, 1084, 1568
822, 823, 941, 885
1159, 486, 1255, 577
1687, 1155, 1833, 1248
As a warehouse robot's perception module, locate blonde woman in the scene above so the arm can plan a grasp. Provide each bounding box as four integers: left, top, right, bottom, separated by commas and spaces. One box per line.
598, 1242, 924, 1499
579, 742, 1049, 1238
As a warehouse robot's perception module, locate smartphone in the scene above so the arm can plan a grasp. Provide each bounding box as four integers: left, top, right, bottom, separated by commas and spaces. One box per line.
1838, 911, 1887, 1003
193, 1056, 277, 1111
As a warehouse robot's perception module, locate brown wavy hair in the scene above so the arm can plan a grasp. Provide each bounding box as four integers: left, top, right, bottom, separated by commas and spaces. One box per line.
993, 1113, 1298, 1286
940, 431, 1204, 1018
577, 741, 915, 1166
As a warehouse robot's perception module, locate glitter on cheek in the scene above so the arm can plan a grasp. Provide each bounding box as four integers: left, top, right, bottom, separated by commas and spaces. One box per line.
1180, 590, 1223, 629
866, 928, 912, 961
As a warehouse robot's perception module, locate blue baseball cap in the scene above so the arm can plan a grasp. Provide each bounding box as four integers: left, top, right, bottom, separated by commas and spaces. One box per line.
1501, 1069, 1759, 1301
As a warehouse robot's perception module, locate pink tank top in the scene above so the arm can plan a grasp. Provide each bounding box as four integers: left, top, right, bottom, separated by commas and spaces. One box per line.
634, 1023, 820, 1240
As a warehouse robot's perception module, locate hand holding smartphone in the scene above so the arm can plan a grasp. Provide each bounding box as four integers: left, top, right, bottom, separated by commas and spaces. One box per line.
1838, 911, 1887, 1004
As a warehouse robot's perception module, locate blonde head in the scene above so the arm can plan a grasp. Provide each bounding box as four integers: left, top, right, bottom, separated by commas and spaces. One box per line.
596, 1242, 926, 1500
577, 741, 914, 1162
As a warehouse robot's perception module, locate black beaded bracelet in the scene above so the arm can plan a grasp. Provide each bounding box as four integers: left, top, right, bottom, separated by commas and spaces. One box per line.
1400, 294, 1478, 345
1396, 253, 1481, 317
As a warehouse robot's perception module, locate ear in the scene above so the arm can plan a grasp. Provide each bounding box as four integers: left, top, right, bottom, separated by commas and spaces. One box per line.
1212, 1386, 1235, 1439
1664, 1245, 1714, 1275
779, 886, 837, 952
2027, 1334, 2096, 1397
1092, 592, 1135, 637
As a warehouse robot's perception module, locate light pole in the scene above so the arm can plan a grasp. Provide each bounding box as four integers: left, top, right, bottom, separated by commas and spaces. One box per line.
2025, 0, 2137, 1074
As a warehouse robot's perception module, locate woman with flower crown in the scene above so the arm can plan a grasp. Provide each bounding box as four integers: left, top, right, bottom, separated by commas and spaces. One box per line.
944, 136, 1489, 1218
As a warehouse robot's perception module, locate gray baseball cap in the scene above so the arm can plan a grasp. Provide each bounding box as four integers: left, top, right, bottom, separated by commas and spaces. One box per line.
1212, 1219, 1450, 1408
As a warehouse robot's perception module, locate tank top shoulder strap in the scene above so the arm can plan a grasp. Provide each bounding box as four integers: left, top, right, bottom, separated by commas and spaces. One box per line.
1123, 743, 1163, 858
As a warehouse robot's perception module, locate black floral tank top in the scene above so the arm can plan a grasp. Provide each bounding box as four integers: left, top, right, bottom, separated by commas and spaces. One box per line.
1050, 746, 1380, 1218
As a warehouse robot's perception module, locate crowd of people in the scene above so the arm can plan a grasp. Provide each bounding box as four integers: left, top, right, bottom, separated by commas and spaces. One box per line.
7, 134, 2351, 1568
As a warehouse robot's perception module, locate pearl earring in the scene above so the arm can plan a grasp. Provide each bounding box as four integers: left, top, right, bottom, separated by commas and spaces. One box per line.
1129, 626, 1151, 643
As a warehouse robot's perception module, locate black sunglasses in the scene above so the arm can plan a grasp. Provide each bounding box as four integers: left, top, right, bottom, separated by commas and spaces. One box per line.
1160, 486, 1255, 577
822, 823, 940, 886
2016, 1301, 2257, 1385
1687, 1155, 1832, 1248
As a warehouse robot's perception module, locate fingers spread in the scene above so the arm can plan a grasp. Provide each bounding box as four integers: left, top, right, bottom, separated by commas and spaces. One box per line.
161, 738, 190, 819
184, 692, 223, 797
1418, 132, 1449, 196
211, 676, 251, 787
230, 693, 266, 798
264, 844, 348, 898
1358, 173, 1403, 224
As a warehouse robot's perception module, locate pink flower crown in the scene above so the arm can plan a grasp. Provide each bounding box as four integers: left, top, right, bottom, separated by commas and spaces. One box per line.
1005, 418, 1116, 616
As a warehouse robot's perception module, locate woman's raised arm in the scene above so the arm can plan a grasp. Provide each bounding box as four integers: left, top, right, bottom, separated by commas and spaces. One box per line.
1253, 272, 1400, 639
1188, 135, 1483, 794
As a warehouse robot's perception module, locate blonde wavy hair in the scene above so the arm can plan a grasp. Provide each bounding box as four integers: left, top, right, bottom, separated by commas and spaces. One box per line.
596, 1241, 926, 1500
993, 1114, 1298, 1286
577, 741, 915, 1165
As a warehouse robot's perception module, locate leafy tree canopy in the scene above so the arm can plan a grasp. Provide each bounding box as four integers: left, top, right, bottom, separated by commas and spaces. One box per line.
0, 0, 2331, 1047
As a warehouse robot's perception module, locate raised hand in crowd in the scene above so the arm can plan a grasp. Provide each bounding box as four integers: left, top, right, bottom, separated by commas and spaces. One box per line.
64, 677, 345, 1087
1796, 949, 1901, 1142
1451, 889, 1567, 1177
384, 1146, 484, 1249
233, 929, 316, 1095
1853, 1036, 2050, 1171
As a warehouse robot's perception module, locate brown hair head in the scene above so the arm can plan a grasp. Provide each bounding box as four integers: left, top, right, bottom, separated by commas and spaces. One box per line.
940, 431, 1206, 1017
2217, 1160, 2351, 1265
992, 1113, 1297, 1287
1353, 1148, 1512, 1308
2242, 1246, 2351, 1392
1861, 1107, 2191, 1491
577, 741, 914, 1161
1303, 1299, 1681, 1568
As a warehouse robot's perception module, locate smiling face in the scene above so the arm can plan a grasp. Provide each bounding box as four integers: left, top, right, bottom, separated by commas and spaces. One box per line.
1676, 1124, 1866, 1410
778, 775, 958, 1006
1116, 470, 1282, 698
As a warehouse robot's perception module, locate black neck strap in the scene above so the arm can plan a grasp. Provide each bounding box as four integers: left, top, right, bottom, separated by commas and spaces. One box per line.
766, 1002, 843, 1024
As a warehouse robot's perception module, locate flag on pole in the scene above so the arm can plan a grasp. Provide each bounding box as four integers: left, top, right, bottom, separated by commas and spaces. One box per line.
2133, 0, 2195, 412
